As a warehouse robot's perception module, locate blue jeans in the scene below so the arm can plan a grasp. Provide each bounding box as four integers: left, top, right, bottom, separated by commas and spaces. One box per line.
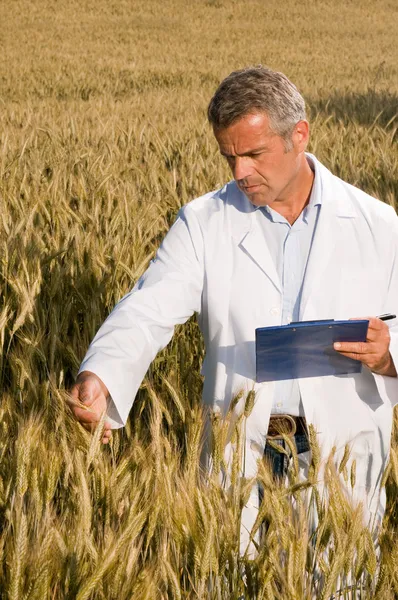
264, 433, 310, 478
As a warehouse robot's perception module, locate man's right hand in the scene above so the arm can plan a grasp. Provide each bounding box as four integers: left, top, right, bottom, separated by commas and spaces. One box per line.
69, 371, 112, 444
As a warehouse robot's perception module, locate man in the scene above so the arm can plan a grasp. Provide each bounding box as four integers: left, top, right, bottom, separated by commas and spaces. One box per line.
70, 66, 398, 546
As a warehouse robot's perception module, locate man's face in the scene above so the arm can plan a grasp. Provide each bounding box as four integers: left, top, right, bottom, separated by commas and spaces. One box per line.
213, 112, 308, 208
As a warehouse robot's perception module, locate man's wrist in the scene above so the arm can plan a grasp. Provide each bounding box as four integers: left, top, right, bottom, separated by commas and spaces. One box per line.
372, 353, 397, 378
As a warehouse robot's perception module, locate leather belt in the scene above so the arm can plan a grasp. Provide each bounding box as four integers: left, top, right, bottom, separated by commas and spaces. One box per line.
267, 415, 307, 440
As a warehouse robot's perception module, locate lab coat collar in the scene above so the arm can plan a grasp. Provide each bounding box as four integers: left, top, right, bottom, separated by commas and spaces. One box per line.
229, 189, 281, 293
229, 153, 357, 297
299, 154, 357, 316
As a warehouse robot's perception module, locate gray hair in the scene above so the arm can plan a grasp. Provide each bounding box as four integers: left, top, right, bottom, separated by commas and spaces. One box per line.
207, 66, 306, 146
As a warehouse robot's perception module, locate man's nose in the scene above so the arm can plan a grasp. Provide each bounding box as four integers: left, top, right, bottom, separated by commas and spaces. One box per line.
232, 156, 253, 182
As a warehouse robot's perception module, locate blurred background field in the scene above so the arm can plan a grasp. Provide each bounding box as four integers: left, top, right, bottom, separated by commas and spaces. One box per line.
0, 0, 397, 597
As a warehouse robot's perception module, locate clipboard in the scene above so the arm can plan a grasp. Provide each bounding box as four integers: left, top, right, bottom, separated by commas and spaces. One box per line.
255, 319, 369, 382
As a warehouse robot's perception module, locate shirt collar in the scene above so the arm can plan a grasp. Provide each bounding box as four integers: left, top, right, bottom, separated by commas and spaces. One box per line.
305, 154, 322, 210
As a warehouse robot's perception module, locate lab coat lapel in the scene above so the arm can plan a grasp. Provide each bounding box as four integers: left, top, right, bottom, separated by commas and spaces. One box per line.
300, 162, 356, 318
234, 211, 282, 294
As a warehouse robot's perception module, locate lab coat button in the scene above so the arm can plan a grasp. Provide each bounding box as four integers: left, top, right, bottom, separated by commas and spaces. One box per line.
270, 307, 280, 316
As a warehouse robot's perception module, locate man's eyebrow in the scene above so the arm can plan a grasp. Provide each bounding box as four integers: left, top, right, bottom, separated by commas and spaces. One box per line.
220, 145, 269, 158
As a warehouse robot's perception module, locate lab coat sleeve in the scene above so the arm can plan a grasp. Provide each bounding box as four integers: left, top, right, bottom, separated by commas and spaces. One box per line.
78, 204, 204, 427
373, 205, 398, 406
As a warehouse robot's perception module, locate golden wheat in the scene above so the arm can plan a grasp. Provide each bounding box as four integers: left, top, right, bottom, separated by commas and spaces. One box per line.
0, 0, 397, 597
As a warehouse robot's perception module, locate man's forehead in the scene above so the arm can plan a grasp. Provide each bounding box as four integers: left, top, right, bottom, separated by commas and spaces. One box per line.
215, 111, 272, 135
213, 112, 276, 154
218, 143, 271, 158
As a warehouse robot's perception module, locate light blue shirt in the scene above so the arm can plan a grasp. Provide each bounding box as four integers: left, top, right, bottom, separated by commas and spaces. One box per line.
257, 158, 322, 416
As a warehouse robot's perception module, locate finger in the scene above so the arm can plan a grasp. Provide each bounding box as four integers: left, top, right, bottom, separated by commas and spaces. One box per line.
66, 392, 96, 413
68, 382, 95, 410
79, 379, 97, 406
68, 392, 101, 417
350, 316, 383, 332
68, 386, 91, 410
335, 351, 366, 362
334, 341, 371, 354
71, 381, 105, 415
349, 316, 372, 321
69, 384, 79, 401
74, 406, 104, 425
65, 391, 84, 408
80, 418, 111, 434
80, 421, 97, 433
335, 349, 389, 371
362, 319, 389, 343
366, 317, 385, 331
102, 429, 112, 444
364, 327, 386, 343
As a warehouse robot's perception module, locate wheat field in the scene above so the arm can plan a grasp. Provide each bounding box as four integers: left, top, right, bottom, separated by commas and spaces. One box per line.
0, 0, 398, 597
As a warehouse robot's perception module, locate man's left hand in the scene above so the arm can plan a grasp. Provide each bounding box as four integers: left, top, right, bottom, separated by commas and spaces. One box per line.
334, 316, 397, 377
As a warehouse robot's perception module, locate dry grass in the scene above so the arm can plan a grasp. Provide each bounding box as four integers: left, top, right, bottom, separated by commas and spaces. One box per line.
0, 0, 397, 597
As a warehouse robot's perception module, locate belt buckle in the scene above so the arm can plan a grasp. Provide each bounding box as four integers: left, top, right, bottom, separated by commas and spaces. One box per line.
267, 414, 297, 440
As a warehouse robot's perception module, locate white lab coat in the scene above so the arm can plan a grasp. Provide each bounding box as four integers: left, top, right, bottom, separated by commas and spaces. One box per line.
80, 154, 398, 543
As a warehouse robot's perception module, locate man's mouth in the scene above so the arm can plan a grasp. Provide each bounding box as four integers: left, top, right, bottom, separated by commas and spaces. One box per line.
242, 183, 262, 193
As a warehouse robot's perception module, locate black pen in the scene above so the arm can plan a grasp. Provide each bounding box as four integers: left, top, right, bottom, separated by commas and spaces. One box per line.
377, 313, 396, 321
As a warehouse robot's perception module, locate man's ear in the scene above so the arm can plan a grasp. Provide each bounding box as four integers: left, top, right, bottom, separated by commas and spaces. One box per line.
292, 120, 310, 152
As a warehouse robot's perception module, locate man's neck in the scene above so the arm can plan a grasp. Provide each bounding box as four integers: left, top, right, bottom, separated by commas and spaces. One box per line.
270, 160, 315, 225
